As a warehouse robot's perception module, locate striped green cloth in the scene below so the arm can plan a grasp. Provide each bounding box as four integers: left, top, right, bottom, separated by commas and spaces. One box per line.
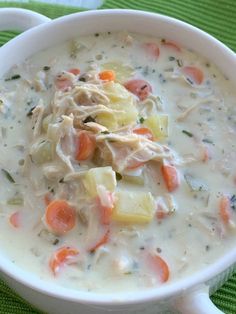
0, 1, 236, 313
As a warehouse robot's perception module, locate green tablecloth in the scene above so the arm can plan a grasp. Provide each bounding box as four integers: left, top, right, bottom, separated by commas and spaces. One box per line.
0, 1, 235, 313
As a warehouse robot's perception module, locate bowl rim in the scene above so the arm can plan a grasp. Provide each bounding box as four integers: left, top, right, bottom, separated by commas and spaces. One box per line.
0, 8, 236, 306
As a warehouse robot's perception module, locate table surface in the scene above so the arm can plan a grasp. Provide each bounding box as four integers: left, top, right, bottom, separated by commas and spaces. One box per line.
0, 1, 235, 313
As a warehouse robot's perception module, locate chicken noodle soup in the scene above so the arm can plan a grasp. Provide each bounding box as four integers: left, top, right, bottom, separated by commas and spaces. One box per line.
0, 32, 235, 292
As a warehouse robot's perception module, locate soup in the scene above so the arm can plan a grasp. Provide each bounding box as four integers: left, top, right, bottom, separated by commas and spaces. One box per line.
0, 31, 235, 292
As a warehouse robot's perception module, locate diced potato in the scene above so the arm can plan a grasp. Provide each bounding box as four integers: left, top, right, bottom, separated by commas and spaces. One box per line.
30, 140, 54, 165
101, 62, 134, 83
110, 102, 138, 127
144, 114, 169, 140
96, 82, 138, 131
83, 166, 117, 197
112, 191, 155, 223
103, 81, 133, 103
96, 112, 118, 131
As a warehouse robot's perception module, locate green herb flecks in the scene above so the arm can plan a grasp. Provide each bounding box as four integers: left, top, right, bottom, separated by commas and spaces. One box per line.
176, 59, 183, 67
83, 116, 96, 123
43, 66, 51, 71
182, 130, 193, 137
139, 117, 145, 124
230, 195, 236, 210
5, 74, 21, 81
101, 131, 110, 135
26, 106, 36, 117
2, 169, 15, 183
116, 172, 122, 181
7, 196, 23, 205
202, 138, 214, 145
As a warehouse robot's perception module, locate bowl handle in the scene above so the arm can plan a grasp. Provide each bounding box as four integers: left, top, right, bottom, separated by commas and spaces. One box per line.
0, 8, 51, 32
174, 284, 223, 314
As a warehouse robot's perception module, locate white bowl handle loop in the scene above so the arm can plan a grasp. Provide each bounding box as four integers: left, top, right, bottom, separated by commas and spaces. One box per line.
0, 8, 51, 32
174, 284, 224, 314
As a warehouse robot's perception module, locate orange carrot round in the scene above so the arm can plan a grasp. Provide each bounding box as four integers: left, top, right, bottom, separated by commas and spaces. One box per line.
161, 164, 180, 192
219, 195, 231, 224
148, 254, 170, 283
97, 193, 114, 225
133, 127, 154, 141
45, 200, 76, 234
55, 77, 73, 91
124, 79, 152, 101
75, 132, 96, 161
161, 40, 181, 52
49, 246, 79, 275
99, 70, 116, 81
68, 68, 80, 76
9, 211, 21, 228
182, 66, 204, 85
143, 42, 160, 59
89, 229, 110, 253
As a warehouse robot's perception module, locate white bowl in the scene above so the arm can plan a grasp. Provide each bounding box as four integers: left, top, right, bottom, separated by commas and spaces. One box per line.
0, 8, 235, 314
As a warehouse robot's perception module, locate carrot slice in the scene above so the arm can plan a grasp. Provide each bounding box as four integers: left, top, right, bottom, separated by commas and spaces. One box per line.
100, 205, 113, 225
75, 132, 96, 161
45, 200, 76, 235
161, 40, 181, 52
55, 77, 73, 91
133, 127, 154, 141
161, 164, 180, 192
182, 66, 204, 85
9, 211, 21, 228
124, 79, 152, 101
148, 254, 170, 283
99, 70, 116, 81
49, 246, 79, 275
97, 193, 114, 225
68, 68, 80, 76
202, 146, 211, 162
89, 229, 110, 253
156, 210, 168, 220
219, 196, 231, 224
143, 42, 160, 59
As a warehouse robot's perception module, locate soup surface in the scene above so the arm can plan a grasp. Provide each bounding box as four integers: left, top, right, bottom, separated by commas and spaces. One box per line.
0, 32, 235, 293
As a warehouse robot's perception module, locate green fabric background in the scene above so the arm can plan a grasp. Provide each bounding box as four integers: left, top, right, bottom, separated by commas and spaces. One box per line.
0, 0, 235, 313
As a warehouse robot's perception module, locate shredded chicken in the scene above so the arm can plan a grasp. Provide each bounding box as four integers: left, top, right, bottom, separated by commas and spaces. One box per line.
176, 97, 221, 121
31, 100, 45, 138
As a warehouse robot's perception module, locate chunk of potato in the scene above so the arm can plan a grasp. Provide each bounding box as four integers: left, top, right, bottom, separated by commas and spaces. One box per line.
112, 191, 155, 223
30, 140, 54, 165
83, 166, 117, 197
110, 102, 138, 128
97, 82, 138, 131
103, 81, 133, 103
96, 111, 118, 131
144, 114, 169, 140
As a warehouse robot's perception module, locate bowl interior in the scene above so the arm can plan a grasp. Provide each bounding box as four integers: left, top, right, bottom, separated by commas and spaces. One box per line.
0, 9, 236, 306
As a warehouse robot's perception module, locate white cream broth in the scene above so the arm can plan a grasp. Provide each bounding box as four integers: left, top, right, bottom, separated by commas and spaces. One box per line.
0, 31, 235, 293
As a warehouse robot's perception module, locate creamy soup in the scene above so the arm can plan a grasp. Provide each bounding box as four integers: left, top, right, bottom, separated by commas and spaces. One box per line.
0, 32, 235, 293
